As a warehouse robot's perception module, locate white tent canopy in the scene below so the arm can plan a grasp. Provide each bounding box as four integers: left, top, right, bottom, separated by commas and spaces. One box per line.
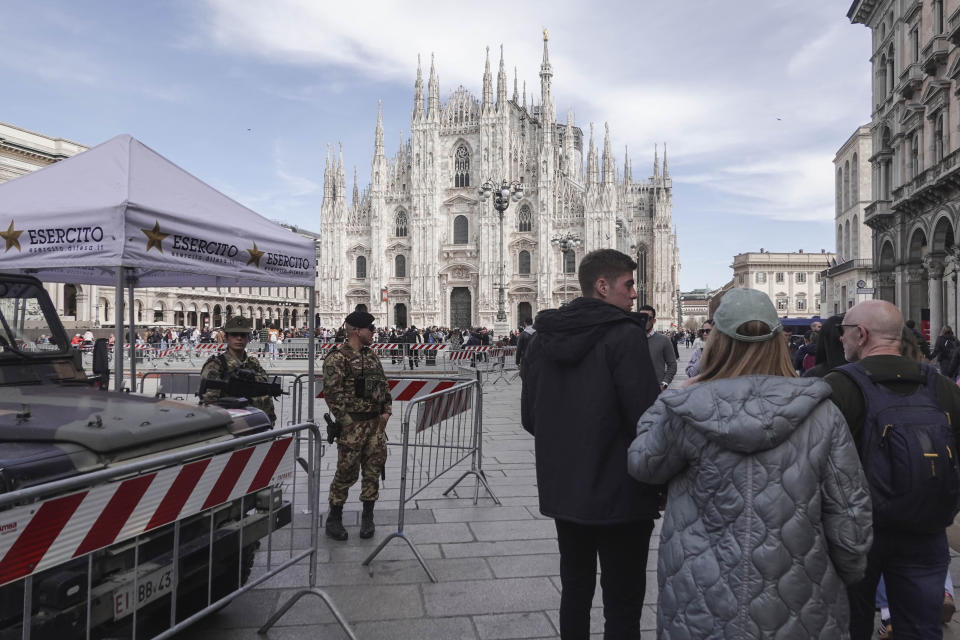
0, 134, 316, 287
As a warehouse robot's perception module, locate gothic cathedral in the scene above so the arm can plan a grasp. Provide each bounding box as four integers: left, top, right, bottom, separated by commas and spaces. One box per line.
317, 33, 680, 331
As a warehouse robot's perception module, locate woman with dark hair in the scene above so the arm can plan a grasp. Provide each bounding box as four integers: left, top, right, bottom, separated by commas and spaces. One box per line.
802, 314, 848, 378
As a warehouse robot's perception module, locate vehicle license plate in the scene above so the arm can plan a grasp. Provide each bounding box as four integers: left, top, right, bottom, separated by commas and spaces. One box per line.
112, 565, 173, 620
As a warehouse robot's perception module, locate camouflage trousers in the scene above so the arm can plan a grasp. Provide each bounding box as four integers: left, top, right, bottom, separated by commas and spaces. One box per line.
328, 417, 387, 506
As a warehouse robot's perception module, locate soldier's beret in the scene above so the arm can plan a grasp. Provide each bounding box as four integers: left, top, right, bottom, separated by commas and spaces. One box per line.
223, 315, 253, 334
345, 311, 375, 329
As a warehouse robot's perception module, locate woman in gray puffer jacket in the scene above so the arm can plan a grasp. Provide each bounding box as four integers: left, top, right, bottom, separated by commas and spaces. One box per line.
628, 288, 873, 639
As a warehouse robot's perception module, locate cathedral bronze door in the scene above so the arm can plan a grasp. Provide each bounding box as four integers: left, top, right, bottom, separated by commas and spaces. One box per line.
517, 302, 532, 326
394, 303, 407, 328
450, 287, 471, 330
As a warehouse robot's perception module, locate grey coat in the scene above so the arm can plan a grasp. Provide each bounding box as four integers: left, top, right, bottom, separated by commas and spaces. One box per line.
628, 376, 873, 639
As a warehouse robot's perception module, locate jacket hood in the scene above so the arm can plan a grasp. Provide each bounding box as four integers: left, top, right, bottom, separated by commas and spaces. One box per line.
656, 376, 832, 453
534, 297, 646, 364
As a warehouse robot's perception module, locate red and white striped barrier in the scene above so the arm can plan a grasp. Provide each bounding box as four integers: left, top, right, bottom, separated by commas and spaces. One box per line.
409, 344, 447, 351
370, 343, 402, 350
447, 351, 477, 361
316, 377, 458, 400
0, 437, 294, 587
461, 346, 493, 351
415, 383, 473, 432
195, 344, 227, 352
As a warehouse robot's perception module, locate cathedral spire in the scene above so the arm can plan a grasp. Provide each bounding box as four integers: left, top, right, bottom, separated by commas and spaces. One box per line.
482, 45, 493, 113
522, 80, 527, 111
564, 108, 575, 176
374, 100, 384, 156
587, 123, 598, 187
513, 66, 519, 103
428, 53, 440, 121
539, 28, 553, 123
653, 144, 660, 179
602, 122, 614, 185
663, 142, 669, 179
624, 145, 632, 183
352, 165, 359, 206
496, 44, 507, 111
413, 54, 424, 121
336, 141, 346, 199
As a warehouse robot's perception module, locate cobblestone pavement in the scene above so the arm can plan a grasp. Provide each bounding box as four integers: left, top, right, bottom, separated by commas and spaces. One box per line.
171, 346, 960, 639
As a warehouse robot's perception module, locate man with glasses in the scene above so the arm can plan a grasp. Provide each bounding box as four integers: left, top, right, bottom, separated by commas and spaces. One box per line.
825, 300, 960, 639
323, 310, 393, 541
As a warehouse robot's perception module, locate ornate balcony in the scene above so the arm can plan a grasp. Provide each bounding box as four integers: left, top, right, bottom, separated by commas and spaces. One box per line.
922, 36, 951, 75
825, 259, 874, 277
864, 199, 893, 228
897, 63, 924, 99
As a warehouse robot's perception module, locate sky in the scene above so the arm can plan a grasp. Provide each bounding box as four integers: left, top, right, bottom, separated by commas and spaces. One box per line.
0, 0, 871, 291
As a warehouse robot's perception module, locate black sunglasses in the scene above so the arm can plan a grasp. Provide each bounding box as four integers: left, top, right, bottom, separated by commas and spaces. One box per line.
838, 324, 861, 336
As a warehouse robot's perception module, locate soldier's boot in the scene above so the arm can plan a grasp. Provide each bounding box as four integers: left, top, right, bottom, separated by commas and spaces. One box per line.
325, 505, 348, 541
359, 501, 376, 539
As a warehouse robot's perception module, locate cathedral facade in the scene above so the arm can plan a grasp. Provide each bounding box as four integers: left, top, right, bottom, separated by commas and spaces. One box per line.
317, 34, 680, 331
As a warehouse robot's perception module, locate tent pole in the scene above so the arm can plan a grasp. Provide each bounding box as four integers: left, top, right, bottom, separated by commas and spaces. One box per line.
128, 277, 136, 391
114, 269, 124, 391
307, 286, 316, 423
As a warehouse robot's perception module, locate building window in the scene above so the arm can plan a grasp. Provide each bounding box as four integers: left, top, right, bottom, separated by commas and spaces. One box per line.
935, 0, 945, 34
815, 272, 822, 282
843, 160, 850, 210
816, 296, 821, 310
796, 298, 806, 311
738, 273, 745, 285
935, 114, 945, 163
796, 272, 806, 284
911, 28, 919, 63
395, 210, 408, 237
355, 255, 366, 278
777, 297, 788, 311
453, 215, 469, 244
775, 272, 784, 283
563, 249, 576, 274
756, 272, 766, 284
911, 131, 921, 178
836, 168, 843, 214
395, 254, 406, 278
518, 204, 532, 232
518, 250, 531, 275
851, 154, 858, 203
454, 145, 470, 188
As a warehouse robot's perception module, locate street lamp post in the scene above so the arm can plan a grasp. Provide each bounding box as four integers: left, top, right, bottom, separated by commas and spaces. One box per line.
630, 244, 647, 312
551, 232, 582, 305
478, 178, 524, 335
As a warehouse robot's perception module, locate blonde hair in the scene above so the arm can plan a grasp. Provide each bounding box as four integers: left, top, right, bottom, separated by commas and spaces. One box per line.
698, 320, 797, 381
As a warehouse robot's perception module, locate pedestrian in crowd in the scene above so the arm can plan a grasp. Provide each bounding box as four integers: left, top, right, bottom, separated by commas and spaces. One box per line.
670, 330, 681, 359
905, 318, 932, 359
930, 325, 957, 375
685, 320, 713, 379
404, 324, 421, 369
515, 317, 535, 366
792, 329, 819, 374
628, 287, 873, 639
686, 291, 726, 382
639, 305, 677, 393
521, 249, 660, 639
323, 311, 392, 542
802, 314, 848, 378
198, 316, 276, 425
825, 300, 960, 639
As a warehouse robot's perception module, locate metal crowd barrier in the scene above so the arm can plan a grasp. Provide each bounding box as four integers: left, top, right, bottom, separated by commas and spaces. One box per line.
362, 378, 499, 582
0, 422, 357, 640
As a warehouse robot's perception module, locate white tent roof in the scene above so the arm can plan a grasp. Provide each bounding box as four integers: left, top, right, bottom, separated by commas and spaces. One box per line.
0, 134, 317, 287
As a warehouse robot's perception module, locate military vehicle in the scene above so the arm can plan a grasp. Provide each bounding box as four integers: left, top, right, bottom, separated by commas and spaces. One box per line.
0, 274, 292, 639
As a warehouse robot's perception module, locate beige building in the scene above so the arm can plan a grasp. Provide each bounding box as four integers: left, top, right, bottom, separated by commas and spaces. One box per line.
0, 121, 313, 330
679, 288, 711, 329
849, 0, 960, 339
732, 250, 835, 318
821, 125, 875, 315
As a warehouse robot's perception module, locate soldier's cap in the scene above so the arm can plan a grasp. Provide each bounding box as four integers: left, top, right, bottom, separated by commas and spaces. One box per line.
713, 287, 782, 343
223, 315, 253, 334
345, 310, 375, 330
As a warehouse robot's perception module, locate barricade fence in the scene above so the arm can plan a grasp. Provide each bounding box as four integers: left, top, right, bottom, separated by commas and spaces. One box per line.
0, 422, 357, 640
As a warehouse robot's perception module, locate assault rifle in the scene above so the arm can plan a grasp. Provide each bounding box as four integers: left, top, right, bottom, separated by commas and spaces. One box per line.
198, 368, 286, 401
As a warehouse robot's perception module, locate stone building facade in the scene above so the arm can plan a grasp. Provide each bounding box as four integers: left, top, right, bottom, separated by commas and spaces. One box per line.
731, 250, 835, 318
317, 34, 680, 331
849, 0, 960, 339
821, 125, 875, 315
0, 121, 313, 330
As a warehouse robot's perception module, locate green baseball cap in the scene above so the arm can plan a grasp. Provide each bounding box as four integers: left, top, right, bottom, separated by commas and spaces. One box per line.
713, 288, 782, 343
223, 316, 253, 334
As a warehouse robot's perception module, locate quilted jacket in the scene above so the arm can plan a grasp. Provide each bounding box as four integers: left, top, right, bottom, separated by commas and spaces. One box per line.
628, 376, 873, 639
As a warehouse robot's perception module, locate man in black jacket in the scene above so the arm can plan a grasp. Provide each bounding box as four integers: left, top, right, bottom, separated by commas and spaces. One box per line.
521, 249, 660, 640
515, 317, 535, 366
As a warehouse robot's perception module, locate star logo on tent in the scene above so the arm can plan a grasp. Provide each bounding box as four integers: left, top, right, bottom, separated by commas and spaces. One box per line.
0, 221, 24, 253
246, 242, 265, 267
141, 221, 168, 253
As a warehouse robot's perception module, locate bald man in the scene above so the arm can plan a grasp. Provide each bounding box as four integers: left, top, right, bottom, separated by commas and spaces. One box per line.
825, 300, 960, 640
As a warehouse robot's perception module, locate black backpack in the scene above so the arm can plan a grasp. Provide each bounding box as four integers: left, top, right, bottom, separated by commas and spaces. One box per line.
838, 362, 960, 533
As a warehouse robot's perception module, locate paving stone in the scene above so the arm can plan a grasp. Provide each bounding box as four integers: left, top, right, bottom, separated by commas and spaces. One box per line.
470, 519, 557, 541
442, 538, 559, 558
487, 553, 560, 578
422, 577, 560, 616
432, 506, 535, 523
316, 556, 492, 585
353, 616, 477, 640
315, 583, 425, 621
473, 611, 557, 639
326, 541, 443, 563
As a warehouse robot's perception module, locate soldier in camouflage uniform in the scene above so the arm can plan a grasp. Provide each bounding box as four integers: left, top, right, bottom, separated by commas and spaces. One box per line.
199, 316, 276, 425
324, 310, 392, 540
